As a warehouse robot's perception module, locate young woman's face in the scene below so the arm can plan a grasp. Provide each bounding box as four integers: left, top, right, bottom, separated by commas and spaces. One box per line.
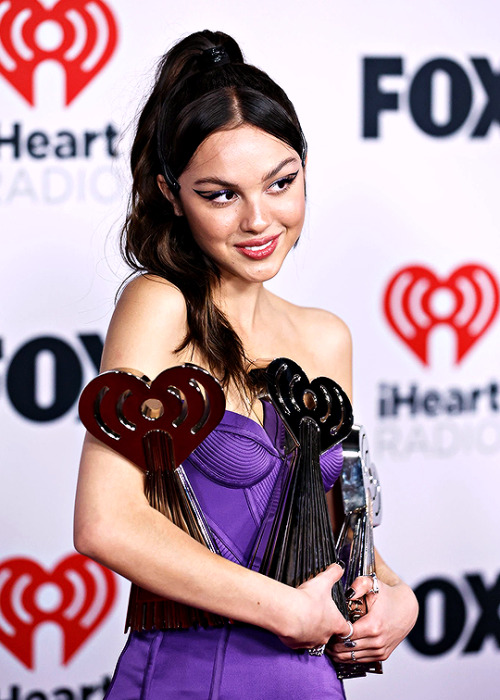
171, 125, 306, 285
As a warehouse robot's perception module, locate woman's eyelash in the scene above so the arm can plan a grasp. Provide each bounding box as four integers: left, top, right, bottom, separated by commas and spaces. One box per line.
271, 171, 299, 190
193, 170, 300, 203
193, 189, 235, 201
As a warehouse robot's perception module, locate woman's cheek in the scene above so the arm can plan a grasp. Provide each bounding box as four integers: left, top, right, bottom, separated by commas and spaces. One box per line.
283, 202, 306, 232
190, 213, 238, 256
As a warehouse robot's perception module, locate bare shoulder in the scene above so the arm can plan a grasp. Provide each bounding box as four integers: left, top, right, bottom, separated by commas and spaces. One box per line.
294, 305, 351, 348
270, 295, 352, 395
116, 274, 187, 322
299, 306, 352, 396
297, 304, 351, 360
100, 274, 189, 378
272, 295, 352, 356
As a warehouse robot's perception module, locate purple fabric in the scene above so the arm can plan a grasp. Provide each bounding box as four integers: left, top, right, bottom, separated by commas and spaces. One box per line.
105, 408, 346, 700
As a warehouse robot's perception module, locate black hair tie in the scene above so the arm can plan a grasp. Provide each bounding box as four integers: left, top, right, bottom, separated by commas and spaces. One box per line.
198, 46, 231, 71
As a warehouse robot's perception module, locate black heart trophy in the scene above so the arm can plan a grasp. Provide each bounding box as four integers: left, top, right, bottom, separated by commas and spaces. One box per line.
249, 358, 382, 680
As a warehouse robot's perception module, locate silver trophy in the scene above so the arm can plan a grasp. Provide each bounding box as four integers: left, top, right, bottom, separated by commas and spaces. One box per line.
336, 425, 383, 677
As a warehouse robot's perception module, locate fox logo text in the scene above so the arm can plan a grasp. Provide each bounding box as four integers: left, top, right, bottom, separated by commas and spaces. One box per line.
363, 57, 500, 138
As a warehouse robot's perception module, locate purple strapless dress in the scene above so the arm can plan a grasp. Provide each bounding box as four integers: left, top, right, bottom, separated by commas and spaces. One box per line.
105, 405, 346, 699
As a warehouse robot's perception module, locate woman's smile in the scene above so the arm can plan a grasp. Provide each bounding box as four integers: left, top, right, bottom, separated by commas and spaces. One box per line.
235, 233, 281, 259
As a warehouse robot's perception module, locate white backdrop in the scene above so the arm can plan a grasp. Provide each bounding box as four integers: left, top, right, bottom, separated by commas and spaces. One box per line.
1, 1, 499, 698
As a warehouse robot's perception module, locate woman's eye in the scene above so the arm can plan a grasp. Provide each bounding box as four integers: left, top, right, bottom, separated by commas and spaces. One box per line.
215, 190, 236, 202
194, 188, 237, 203
269, 170, 299, 193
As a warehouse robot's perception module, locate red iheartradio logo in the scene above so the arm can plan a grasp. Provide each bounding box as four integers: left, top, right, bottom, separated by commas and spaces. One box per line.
0, 553, 117, 669
0, 0, 118, 106
383, 264, 499, 365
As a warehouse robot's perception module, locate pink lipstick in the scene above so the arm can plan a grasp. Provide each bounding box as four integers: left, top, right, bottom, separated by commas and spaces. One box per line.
235, 234, 280, 260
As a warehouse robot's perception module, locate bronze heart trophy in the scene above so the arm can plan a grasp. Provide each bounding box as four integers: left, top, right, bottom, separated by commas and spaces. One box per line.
78, 364, 227, 631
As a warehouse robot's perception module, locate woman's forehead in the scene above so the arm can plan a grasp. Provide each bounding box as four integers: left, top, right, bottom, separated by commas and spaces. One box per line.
182, 125, 300, 182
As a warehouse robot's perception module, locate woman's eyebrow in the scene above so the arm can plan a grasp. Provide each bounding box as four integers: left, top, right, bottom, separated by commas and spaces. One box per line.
192, 156, 300, 189
261, 157, 299, 183
193, 176, 234, 188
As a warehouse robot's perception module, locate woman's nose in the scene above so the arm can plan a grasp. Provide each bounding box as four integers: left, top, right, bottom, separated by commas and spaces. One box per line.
240, 197, 271, 234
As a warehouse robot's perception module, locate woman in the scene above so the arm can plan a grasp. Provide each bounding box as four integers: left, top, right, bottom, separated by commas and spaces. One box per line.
74, 29, 418, 699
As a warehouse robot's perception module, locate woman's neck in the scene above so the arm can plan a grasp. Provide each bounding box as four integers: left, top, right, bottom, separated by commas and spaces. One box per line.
214, 278, 270, 336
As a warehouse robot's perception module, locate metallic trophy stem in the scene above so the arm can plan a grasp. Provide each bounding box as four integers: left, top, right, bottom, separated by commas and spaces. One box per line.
335, 425, 383, 678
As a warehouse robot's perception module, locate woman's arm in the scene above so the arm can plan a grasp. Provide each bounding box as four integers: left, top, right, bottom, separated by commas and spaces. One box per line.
76, 432, 350, 647
74, 275, 351, 649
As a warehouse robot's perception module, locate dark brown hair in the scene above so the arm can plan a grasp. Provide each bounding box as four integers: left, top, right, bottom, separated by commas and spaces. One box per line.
121, 30, 306, 394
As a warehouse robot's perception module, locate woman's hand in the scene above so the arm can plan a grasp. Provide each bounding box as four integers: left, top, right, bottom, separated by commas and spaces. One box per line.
278, 564, 352, 650
327, 574, 419, 663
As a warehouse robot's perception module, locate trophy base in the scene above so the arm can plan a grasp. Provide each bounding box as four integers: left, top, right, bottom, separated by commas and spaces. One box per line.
335, 660, 383, 680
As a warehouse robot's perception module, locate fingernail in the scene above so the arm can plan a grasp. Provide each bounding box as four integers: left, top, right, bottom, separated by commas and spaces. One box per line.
345, 587, 356, 600
337, 560, 346, 571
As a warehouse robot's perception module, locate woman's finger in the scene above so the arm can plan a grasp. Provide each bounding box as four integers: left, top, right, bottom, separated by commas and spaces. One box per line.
329, 650, 383, 663
322, 562, 346, 585
298, 562, 344, 590
344, 573, 379, 601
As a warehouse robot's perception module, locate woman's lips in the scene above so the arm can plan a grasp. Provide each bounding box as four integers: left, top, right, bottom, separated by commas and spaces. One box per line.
235, 234, 280, 260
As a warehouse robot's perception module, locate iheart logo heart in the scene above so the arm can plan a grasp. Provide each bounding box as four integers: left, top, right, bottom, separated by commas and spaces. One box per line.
0, 0, 118, 106
0, 553, 117, 669
383, 264, 499, 365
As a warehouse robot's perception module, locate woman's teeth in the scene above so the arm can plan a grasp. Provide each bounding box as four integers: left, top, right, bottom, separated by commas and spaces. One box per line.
245, 241, 271, 251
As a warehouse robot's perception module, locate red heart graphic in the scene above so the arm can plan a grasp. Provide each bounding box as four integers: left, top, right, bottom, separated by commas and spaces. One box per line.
0, 0, 118, 106
78, 365, 226, 473
383, 264, 499, 365
0, 553, 116, 669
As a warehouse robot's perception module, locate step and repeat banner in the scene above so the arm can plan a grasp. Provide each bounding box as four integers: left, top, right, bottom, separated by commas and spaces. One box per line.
1, 1, 498, 698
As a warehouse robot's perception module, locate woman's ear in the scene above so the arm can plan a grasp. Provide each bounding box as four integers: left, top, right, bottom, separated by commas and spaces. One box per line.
157, 174, 184, 216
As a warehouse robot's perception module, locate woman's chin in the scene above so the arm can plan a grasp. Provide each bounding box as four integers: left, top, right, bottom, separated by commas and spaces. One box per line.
222, 259, 285, 286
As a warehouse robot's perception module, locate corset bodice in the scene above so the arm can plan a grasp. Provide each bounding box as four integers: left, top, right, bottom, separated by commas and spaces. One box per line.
183, 403, 344, 567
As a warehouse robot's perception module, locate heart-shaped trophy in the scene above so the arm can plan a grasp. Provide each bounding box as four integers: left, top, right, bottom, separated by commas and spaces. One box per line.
249, 358, 352, 584
248, 358, 378, 680
78, 364, 226, 630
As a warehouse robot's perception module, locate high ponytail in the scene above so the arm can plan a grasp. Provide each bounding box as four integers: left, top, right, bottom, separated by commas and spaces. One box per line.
120, 30, 306, 395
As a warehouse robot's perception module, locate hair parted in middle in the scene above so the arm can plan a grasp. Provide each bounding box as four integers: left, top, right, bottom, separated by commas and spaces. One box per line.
121, 29, 307, 396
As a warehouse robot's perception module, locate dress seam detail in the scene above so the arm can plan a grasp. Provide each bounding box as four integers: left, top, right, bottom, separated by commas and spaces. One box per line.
208, 625, 231, 700
140, 632, 163, 700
